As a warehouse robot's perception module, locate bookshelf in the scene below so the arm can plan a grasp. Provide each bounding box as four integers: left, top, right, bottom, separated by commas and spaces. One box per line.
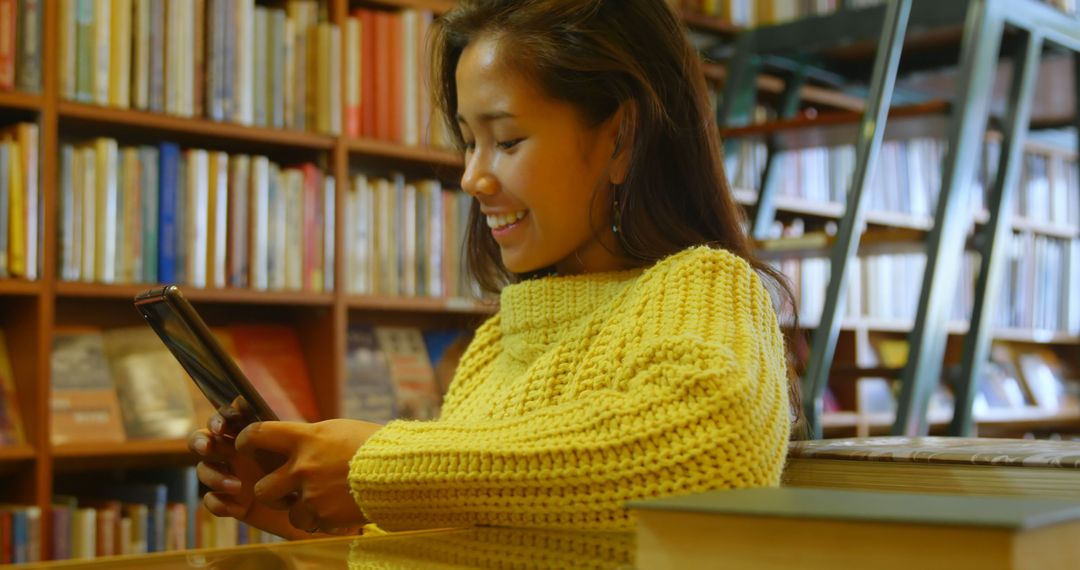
714, 0, 1080, 439
0, 0, 1072, 562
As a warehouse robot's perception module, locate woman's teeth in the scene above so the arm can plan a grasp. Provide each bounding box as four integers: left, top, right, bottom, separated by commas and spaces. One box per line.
486, 210, 527, 229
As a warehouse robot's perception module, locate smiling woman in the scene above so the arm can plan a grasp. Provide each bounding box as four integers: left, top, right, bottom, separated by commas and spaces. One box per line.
188, 0, 800, 537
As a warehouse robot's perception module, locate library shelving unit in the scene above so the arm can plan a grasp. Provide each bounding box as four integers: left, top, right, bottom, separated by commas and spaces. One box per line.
714, 0, 1080, 438
0, 0, 510, 561
0, 0, 1073, 561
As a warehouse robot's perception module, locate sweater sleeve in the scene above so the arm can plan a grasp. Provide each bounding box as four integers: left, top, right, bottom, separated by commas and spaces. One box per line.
348, 253, 790, 531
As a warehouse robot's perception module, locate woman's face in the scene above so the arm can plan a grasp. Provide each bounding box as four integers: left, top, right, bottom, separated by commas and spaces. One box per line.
456, 36, 629, 276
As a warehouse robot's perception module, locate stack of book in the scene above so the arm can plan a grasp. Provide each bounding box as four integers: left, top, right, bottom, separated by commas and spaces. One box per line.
0, 122, 39, 281
0, 0, 41, 93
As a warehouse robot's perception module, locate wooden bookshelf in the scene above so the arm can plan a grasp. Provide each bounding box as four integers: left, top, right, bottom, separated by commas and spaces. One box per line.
52, 439, 190, 459
346, 137, 462, 168
702, 62, 866, 113
0, 280, 41, 296
0, 444, 37, 462
755, 227, 925, 261
720, 100, 952, 150
347, 294, 496, 316
54, 282, 336, 307
0, 0, 1071, 562
58, 102, 337, 151
52, 440, 195, 471
0, 91, 43, 112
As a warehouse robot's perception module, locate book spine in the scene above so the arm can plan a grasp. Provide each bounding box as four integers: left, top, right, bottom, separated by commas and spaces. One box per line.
22, 124, 36, 280
359, 9, 375, 138
157, 143, 178, 284
0, 143, 8, 278
140, 146, 158, 283
212, 151, 227, 289
7, 139, 24, 277
324, 175, 334, 293
108, 0, 131, 107
147, 0, 163, 112
78, 147, 94, 281
402, 10, 417, 146
345, 15, 360, 137
227, 154, 249, 287
0, 0, 15, 91
16, 0, 41, 92
249, 156, 268, 289
92, 0, 110, 105
131, 0, 149, 110
58, 144, 75, 280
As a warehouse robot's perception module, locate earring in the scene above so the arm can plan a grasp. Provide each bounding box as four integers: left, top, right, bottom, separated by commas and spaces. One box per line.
611, 185, 623, 235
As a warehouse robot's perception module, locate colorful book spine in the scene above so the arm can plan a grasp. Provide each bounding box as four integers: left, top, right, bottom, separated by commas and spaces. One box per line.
157, 143, 179, 284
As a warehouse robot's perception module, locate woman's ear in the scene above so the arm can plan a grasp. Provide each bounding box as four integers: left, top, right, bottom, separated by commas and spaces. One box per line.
608, 101, 636, 186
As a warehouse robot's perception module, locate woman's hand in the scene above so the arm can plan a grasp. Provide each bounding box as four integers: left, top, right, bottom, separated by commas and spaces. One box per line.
235, 419, 383, 534
187, 408, 269, 521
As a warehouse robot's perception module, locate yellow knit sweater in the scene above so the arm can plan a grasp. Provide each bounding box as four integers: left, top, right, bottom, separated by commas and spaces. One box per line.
348, 246, 790, 531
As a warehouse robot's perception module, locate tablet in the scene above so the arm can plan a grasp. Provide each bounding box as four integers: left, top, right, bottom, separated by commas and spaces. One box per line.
133, 285, 279, 425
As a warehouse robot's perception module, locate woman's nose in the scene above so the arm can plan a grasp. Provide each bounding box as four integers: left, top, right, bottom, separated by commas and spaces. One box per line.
461, 153, 499, 197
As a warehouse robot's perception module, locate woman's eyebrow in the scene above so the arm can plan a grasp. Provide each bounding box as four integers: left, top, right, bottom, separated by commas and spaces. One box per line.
456, 111, 517, 126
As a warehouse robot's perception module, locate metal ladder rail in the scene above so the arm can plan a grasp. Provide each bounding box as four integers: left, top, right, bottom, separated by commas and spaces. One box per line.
947, 0, 1080, 435
893, 0, 1006, 435
801, 0, 913, 438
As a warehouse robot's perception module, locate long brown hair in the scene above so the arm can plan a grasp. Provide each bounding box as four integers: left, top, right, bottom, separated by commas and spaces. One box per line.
430, 0, 803, 426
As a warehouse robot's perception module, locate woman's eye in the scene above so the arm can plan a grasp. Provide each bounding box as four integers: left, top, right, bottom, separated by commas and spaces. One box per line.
496, 138, 523, 150
463, 141, 476, 152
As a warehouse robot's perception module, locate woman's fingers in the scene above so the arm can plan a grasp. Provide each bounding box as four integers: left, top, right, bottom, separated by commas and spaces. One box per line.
196, 461, 242, 495
203, 492, 248, 520
188, 429, 237, 463
253, 468, 300, 510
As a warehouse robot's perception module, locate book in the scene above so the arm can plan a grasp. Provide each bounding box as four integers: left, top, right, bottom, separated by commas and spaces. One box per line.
343, 325, 395, 424
783, 436, 1080, 499
101, 326, 200, 440
49, 328, 126, 445
630, 486, 1080, 570
0, 330, 23, 445
218, 324, 319, 422
374, 327, 439, 420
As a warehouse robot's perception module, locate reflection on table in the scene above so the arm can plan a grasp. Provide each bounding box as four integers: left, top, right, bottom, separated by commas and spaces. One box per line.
21, 526, 635, 569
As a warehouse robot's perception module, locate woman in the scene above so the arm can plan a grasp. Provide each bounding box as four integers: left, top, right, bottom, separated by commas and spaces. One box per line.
189, 0, 796, 537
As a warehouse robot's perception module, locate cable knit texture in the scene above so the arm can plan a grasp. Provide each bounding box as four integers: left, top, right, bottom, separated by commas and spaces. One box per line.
348, 246, 790, 530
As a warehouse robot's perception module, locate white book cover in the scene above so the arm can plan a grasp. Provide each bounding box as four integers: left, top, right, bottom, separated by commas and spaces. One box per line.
329, 25, 342, 134
402, 182, 417, 296
80, 147, 96, 282
345, 16, 360, 136
324, 175, 335, 293
59, 145, 76, 281
250, 156, 269, 290
188, 149, 209, 288
252, 7, 267, 126
236, 0, 255, 125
